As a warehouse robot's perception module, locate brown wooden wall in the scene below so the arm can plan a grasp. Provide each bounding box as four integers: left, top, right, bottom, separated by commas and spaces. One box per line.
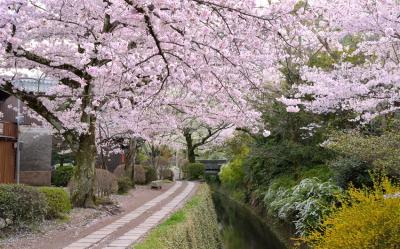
0, 122, 17, 137
0, 122, 17, 183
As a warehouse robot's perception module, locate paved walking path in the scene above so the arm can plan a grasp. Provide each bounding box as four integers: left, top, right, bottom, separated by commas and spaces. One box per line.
63, 181, 196, 249
107, 182, 195, 249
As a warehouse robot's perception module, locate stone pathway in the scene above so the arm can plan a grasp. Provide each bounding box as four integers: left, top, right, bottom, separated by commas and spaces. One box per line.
63, 181, 195, 249
107, 182, 195, 249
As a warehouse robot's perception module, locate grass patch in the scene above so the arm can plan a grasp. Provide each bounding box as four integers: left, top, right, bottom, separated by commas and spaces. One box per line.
135, 184, 221, 249
163, 210, 186, 226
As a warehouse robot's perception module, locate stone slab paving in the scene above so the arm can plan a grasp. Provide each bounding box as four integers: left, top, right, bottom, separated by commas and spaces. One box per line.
63, 181, 183, 249
104, 182, 196, 249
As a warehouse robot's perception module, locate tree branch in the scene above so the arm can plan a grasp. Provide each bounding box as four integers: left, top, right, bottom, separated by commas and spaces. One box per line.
1, 80, 78, 147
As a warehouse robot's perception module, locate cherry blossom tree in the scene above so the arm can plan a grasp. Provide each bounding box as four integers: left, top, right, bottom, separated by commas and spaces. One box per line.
180, 120, 232, 163
0, 0, 283, 207
278, 0, 400, 122
139, 90, 260, 163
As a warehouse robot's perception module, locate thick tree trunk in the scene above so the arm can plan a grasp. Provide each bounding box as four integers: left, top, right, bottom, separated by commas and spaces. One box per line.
148, 144, 159, 179
71, 120, 97, 208
184, 129, 196, 163
187, 148, 196, 163
125, 138, 136, 187
70, 79, 98, 208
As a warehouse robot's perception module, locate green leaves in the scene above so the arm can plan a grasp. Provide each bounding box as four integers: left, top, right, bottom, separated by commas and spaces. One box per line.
327, 131, 400, 178
38, 187, 72, 219
0, 185, 47, 233
264, 178, 342, 236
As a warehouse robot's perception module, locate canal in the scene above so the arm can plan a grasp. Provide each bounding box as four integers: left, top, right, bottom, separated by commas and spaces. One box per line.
212, 190, 289, 249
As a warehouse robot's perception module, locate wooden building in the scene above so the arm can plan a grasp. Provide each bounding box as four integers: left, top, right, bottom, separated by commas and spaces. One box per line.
0, 121, 17, 183
0, 81, 53, 185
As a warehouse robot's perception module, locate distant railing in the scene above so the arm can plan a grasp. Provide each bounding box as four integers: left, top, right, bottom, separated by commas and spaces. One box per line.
197, 159, 227, 175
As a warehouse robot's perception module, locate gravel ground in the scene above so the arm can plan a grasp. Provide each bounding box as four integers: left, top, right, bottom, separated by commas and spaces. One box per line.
0, 206, 109, 249
0, 184, 172, 249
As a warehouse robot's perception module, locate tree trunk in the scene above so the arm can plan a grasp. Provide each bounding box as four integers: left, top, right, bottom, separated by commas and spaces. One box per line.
184, 129, 196, 163
187, 148, 196, 163
99, 147, 107, 170
98, 124, 107, 170
71, 80, 98, 208
71, 123, 97, 208
149, 144, 159, 179
125, 138, 136, 187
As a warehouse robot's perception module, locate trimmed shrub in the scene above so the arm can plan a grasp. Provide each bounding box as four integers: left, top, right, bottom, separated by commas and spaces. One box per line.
161, 169, 174, 181
52, 165, 74, 187
145, 166, 157, 184
135, 165, 146, 184
135, 184, 221, 249
95, 168, 118, 197
38, 187, 72, 219
303, 177, 400, 249
186, 163, 205, 180
68, 168, 118, 198
114, 164, 146, 185
117, 176, 133, 194
0, 184, 47, 231
113, 164, 125, 178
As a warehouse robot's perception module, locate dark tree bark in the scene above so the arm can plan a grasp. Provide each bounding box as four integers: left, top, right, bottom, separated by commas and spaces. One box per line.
143, 142, 161, 179
124, 138, 137, 187
182, 124, 230, 163
183, 129, 196, 163
71, 118, 97, 208
187, 148, 196, 163
98, 124, 108, 170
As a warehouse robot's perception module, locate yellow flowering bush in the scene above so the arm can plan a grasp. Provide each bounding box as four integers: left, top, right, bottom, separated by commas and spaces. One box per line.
303, 178, 400, 249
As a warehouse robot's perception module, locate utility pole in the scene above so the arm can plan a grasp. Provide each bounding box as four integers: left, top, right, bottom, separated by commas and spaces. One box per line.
16, 99, 23, 184
176, 149, 181, 180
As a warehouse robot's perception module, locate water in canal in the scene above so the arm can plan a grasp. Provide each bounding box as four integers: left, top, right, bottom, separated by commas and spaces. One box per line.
212, 191, 288, 249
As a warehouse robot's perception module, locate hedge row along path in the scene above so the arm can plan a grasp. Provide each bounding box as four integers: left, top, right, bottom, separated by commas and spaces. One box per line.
64, 181, 197, 249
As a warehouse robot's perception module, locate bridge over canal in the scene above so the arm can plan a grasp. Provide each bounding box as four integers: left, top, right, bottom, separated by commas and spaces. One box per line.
197, 159, 227, 175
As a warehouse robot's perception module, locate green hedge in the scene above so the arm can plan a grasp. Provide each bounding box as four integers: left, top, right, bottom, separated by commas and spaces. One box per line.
0, 184, 47, 232
186, 163, 205, 180
135, 184, 221, 249
144, 166, 158, 184
38, 187, 72, 219
117, 176, 133, 194
52, 165, 74, 187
